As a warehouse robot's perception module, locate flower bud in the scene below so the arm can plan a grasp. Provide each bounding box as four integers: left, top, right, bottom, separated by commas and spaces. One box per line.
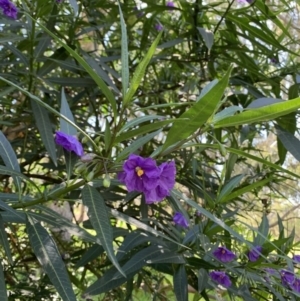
80, 153, 96, 163
103, 175, 111, 188
86, 171, 94, 182
74, 163, 86, 175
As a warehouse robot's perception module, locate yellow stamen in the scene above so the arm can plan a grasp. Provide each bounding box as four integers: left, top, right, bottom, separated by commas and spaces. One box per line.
135, 166, 144, 177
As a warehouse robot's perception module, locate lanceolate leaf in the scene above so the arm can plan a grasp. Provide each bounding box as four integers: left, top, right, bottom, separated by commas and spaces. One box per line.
0, 261, 7, 301
60, 89, 76, 136
214, 96, 300, 128
276, 126, 300, 162
124, 33, 162, 105
173, 265, 188, 301
0, 131, 21, 190
31, 100, 57, 165
163, 66, 233, 150
0, 215, 12, 265
26, 215, 76, 301
118, 2, 129, 97
81, 185, 125, 277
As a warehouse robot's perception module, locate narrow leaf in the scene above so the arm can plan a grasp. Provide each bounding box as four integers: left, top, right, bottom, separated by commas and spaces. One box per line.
276, 126, 300, 162
173, 265, 188, 301
214, 96, 300, 128
163, 66, 233, 150
0, 131, 21, 190
197, 27, 214, 51
31, 100, 57, 165
0, 215, 12, 264
217, 174, 244, 203
26, 215, 76, 301
81, 185, 125, 277
118, 2, 129, 96
124, 33, 162, 105
0, 262, 7, 301
60, 89, 76, 136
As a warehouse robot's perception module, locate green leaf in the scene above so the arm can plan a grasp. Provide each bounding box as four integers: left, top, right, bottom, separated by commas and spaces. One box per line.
26, 215, 76, 301
276, 126, 300, 162
31, 100, 57, 165
124, 33, 162, 105
0, 215, 12, 264
104, 119, 112, 152
0, 199, 26, 223
0, 131, 21, 191
173, 265, 188, 301
81, 185, 125, 277
0, 261, 7, 301
214, 96, 300, 128
147, 252, 185, 264
163, 66, 233, 150
197, 27, 214, 51
60, 89, 76, 136
217, 174, 244, 203
63, 149, 78, 180
198, 268, 209, 292
118, 2, 129, 97
255, 215, 269, 246
75, 244, 104, 268
116, 129, 162, 161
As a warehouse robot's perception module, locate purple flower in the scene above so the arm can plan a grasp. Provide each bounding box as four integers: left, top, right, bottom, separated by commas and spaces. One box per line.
213, 247, 236, 263
118, 155, 176, 204
291, 278, 300, 293
173, 212, 189, 228
55, 131, 84, 156
209, 271, 231, 288
281, 270, 295, 287
166, 1, 175, 9
118, 154, 160, 193
293, 255, 300, 263
248, 246, 262, 262
144, 161, 176, 204
0, 0, 17, 19
155, 24, 163, 31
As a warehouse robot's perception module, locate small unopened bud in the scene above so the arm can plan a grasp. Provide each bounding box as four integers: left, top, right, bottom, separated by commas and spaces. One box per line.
80, 153, 96, 163
81, 136, 89, 144
94, 136, 101, 144
86, 171, 94, 182
103, 175, 111, 188
74, 164, 86, 175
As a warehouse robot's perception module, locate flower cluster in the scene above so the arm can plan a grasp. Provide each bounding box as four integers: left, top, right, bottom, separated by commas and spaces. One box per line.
118, 154, 176, 204
209, 271, 231, 288
0, 0, 17, 19
55, 131, 84, 156
213, 247, 236, 263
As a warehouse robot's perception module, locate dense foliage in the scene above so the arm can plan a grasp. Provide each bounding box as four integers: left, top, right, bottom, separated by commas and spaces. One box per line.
1, 0, 300, 300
